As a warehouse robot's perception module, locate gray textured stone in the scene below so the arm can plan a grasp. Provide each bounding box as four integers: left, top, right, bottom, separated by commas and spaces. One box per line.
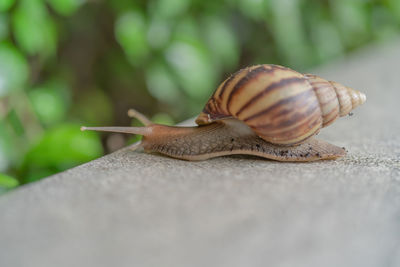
1, 40, 400, 267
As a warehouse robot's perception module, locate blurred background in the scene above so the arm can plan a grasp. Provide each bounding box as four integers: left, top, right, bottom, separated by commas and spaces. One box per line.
0, 0, 399, 192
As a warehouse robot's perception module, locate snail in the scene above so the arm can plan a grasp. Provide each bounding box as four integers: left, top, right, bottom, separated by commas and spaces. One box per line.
81, 64, 366, 162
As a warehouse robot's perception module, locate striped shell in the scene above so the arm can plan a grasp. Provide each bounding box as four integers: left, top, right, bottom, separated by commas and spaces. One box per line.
195, 64, 366, 145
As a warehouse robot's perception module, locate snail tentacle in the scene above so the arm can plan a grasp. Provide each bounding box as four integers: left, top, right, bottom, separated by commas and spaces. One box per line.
127, 108, 153, 126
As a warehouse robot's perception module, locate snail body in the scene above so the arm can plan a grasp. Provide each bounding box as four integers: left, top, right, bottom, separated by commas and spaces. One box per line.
81, 64, 366, 162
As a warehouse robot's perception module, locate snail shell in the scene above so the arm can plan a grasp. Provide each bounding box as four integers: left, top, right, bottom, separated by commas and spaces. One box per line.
196, 64, 366, 145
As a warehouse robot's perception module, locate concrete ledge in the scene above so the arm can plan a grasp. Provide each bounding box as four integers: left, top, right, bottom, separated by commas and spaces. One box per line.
1, 40, 400, 267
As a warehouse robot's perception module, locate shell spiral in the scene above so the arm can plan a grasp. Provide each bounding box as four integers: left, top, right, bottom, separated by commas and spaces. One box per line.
195, 64, 366, 145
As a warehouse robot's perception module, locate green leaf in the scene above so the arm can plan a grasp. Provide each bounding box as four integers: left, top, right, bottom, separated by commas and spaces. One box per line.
269, 0, 314, 68
0, 43, 29, 96
6, 108, 24, 136
115, 10, 149, 65
23, 168, 55, 184
387, 0, 400, 21
0, 0, 15, 12
47, 0, 84, 16
29, 80, 70, 126
371, 6, 400, 41
0, 14, 9, 40
153, 0, 190, 18
303, 3, 344, 63
151, 113, 175, 126
0, 147, 10, 173
108, 0, 138, 14
312, 21, 344, 63
202, 16, 239, 69
238, 0, 268, 20
24, 124, 103, 175
145, 62, 180, 104
331, 0, 369, 47
166, 40, 217, 101
0, 120, 14, 172
12, 0, 57, 56
147, 16, 171, 49
73, 88, 113, 125
0, 173, 19, 189
173, 17, 202, 41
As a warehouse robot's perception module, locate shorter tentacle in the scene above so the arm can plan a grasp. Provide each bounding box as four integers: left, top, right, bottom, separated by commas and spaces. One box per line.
127, 109, 153, 126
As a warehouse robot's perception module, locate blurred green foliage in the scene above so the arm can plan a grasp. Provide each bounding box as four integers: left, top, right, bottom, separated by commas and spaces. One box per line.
0, 0, 399, 192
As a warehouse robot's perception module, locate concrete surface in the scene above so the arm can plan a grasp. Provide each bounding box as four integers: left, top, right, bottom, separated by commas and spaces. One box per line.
1, 40, 400, 267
